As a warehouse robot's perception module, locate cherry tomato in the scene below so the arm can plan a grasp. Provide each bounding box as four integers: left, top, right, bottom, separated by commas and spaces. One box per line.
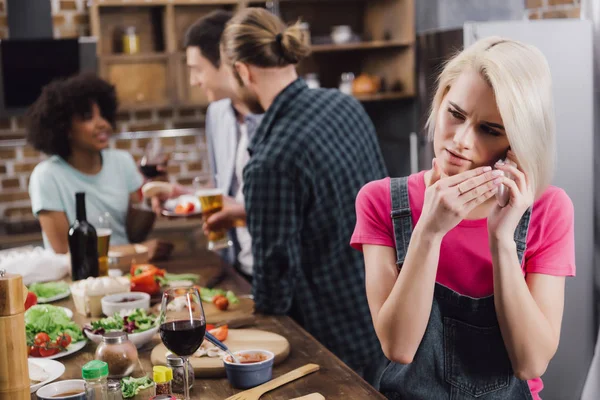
34, 333, 51, 346
212, 294, 226, 305
39, 344, 60, 357
29, 346, 41, 357
56, 332, 72, 349
24, 291, 37, 310
214, 297, 229, 311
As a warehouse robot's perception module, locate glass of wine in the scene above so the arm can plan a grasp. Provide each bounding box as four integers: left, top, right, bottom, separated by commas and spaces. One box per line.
159, 287, 205, 400
140, 140, 168, 179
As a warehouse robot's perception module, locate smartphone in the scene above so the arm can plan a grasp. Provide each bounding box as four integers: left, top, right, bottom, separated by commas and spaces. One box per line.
495, 159, 513, 207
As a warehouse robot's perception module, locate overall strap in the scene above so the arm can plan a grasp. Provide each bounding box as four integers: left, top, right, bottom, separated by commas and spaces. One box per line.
390, 177, 413, 265
514, 207, 533, 266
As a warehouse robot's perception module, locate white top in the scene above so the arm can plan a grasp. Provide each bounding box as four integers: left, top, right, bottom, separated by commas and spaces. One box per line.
234, 123, 254, 276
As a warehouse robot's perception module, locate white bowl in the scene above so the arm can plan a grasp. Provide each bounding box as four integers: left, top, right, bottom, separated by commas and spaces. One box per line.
36, 379, 86, 400
101, 292, 150, 316
84, 325, 159, 349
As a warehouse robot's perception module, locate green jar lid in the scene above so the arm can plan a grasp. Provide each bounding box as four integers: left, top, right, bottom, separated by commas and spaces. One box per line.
82, 360, 109, 380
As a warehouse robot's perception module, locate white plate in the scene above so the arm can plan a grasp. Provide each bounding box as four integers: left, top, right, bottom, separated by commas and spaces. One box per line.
162, 195, 202, 218
29, 358, 66, 393
37, 289, 71, 304
29, 340, 87, 360
58, 307, 73, 319
85, 325, 159, 349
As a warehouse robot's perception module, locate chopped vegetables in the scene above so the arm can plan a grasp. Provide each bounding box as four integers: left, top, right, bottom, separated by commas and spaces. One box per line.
121, 376, 155, 399
27, 281, 69, 300
86, 308, 158, 335
130, 264, 165, 295
25, 305, 83, 357
198, 287, 239, 306
209, 325, 228, 342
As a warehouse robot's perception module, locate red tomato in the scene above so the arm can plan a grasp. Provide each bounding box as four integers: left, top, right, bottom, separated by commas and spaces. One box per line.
184, 202, 195, 213
34, 333, 51, 346
206, 324, 216, 331
214, 297, 229, 311
39, 344, 60, 357
24, 291, 37, 310
209, 325, 228, 342
56, 332, 72, 349
29, 346, 41, 357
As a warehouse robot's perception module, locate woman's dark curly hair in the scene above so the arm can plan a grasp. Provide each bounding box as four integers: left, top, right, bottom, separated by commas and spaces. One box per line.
26, 73, 118, 158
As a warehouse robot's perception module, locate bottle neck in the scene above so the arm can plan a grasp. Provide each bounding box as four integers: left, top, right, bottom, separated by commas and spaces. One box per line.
75, 193, 87, 222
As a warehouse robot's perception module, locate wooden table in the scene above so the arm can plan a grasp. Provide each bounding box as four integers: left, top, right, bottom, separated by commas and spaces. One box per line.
45, 250, 385, 400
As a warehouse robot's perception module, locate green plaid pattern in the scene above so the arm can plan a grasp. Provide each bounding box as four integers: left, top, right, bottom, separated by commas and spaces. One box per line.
243, 79, 387, 372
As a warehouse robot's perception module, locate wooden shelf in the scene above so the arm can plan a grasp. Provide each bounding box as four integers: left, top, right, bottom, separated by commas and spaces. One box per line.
101, 52, 168, 63
355, 92, 413, 102
311, 40, 411, 53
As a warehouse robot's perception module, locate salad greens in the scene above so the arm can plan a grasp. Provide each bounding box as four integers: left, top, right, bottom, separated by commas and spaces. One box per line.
88, 308, 158, 335
121, 376, 154, 398
25, 305, 84, 345
160, 272, 200, 284
199, 287, 239, 304
28, 281, 69, 299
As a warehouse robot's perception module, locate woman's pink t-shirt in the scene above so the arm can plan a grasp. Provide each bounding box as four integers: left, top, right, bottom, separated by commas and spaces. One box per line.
350, 171, 576, 400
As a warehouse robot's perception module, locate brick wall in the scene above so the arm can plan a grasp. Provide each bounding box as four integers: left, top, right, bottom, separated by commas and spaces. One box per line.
525, 0, 581, 19
0, 132, 211, 232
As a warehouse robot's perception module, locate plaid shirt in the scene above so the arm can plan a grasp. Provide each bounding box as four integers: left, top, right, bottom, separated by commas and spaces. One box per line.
243, 79, 387, 372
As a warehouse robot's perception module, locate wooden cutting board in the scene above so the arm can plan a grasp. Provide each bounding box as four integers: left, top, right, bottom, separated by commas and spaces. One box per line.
150, 329, 290, 378
203, 297, 255, 325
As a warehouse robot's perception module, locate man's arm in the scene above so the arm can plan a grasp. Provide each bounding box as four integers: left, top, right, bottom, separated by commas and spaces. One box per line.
243, 163, 306, 314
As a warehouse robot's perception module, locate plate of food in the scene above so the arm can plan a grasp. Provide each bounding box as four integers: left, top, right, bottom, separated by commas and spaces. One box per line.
29, 358, 66, 393
26, 305, 87, 359
161, 195, 202, 218
28, 281, 71, 303
84, 308, 159, 348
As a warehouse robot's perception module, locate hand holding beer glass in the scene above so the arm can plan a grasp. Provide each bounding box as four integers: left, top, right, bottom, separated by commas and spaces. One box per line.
197, 188, 233, 251
96, 212, 112, 276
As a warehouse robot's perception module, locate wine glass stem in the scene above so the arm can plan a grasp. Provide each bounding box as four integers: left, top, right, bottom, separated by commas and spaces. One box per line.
183, 356, 191, 400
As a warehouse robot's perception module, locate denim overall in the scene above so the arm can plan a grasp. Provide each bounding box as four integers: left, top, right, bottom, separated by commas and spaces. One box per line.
379, 177, 534, 399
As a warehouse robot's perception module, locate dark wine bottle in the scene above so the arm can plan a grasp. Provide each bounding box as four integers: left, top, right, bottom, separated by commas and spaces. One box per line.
68, 192, 99, 280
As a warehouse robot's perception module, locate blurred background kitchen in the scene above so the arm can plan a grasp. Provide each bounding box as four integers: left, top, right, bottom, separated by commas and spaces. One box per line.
0, 0, 599, 399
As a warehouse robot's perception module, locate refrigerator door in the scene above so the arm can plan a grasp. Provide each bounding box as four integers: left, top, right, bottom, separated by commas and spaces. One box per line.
465, 20, 594, 400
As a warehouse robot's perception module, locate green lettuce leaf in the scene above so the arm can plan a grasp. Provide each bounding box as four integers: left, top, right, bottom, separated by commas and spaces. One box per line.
24, 305, 84, 344
121, 376, 154, 398
27, 281, 69, 299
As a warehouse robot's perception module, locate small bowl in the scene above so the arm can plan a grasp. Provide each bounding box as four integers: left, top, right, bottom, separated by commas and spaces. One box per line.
36, 379, 86, 400
85, 324, 159, 349
223, 350, 275, 389
101, 292, 151, 316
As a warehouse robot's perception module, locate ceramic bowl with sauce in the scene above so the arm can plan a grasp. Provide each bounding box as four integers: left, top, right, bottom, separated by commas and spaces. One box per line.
101, 292, 151, 316
36, 379, 86, 400
222, 350, 275, 389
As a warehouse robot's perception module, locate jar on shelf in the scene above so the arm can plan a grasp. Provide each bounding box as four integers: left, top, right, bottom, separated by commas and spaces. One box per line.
339, 72, 355, 95
305, 73, 320, 89
95, 332, 139, 379
167, 354, 194, 396
123, 26, 140, 55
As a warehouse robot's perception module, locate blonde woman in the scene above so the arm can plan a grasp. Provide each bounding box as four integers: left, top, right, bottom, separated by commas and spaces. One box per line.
351, 37, 575, 399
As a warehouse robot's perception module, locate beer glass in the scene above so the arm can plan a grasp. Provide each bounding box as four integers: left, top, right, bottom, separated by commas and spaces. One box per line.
96, 212, 113, 276
197, 188, 232, 251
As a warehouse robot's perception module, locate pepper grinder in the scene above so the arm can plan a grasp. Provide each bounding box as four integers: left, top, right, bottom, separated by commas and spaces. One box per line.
0, 269, 30, 399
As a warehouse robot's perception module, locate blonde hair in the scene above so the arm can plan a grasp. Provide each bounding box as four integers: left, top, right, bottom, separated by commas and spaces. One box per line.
221, 8, 311, 68
426, 37, 556, 198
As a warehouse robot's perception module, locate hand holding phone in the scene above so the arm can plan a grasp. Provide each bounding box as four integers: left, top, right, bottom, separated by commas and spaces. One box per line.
495, 159, 515, 207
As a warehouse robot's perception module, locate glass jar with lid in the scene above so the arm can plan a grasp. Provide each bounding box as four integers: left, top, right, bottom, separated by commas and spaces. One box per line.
95, 332, 139, 379
82, 360, 109, 400
107, 380, 123, 400
167, 354, 194, 395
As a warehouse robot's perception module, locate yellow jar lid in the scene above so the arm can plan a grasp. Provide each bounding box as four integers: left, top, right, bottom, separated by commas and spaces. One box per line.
153, 366, 173, 383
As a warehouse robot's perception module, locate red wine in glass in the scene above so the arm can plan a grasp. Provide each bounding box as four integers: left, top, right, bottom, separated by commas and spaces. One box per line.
160, 287, 206, 400
140, 141, 168, 179
159, 319, 206, 356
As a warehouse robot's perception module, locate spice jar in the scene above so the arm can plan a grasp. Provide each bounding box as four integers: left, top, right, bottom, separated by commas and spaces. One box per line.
123, 26, 140, 55
153, 366, 173, 396
167, 354, 194, 395
83, 360, 109, 400
107, 380, 123, 400
339, 72, 355, 95
95, 332, 139, 378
